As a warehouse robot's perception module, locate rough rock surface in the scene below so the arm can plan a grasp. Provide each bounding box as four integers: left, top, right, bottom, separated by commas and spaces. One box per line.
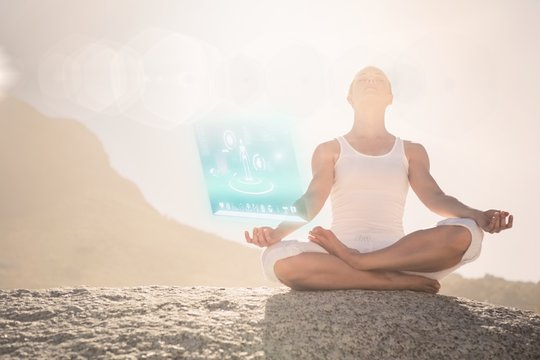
1, 286, 539, 359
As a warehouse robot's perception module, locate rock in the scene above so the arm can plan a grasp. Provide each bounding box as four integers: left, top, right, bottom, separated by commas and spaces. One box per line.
0, 286, 539, 359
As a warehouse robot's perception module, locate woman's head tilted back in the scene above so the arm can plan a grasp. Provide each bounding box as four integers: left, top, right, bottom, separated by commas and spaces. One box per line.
347, 66, 393, 110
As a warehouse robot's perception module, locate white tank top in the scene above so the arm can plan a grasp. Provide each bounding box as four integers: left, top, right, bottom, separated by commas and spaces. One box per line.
330, 135, 409, 239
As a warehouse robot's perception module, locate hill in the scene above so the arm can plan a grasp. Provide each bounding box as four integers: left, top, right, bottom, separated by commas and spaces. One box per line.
0, 96, 272, 289
441, 273, 540, 313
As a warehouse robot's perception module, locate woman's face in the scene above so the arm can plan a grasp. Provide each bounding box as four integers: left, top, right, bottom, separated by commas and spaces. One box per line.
348, 66, 393, 108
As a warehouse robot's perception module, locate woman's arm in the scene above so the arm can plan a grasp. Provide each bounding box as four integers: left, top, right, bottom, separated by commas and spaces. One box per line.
407, 142, 513, 233
245, 140, 337, 247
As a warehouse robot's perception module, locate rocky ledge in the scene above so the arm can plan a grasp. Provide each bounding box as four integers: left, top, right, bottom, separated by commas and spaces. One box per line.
1, 286, 539, 359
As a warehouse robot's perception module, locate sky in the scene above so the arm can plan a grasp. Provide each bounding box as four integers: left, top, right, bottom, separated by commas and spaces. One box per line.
0, 0, 539, 282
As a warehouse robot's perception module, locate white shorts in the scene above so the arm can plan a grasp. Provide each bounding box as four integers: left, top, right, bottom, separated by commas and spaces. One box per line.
260, 217, 484, 283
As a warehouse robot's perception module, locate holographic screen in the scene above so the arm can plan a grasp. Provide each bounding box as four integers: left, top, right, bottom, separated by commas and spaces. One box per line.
194, 115, 307, 222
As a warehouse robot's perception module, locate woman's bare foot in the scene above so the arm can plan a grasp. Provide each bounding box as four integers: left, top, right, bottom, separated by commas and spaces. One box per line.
308, 226, 352, 257
384, 271, 440, 294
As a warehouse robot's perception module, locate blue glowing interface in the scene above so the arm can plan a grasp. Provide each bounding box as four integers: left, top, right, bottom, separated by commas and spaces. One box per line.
193, 115, 307, 222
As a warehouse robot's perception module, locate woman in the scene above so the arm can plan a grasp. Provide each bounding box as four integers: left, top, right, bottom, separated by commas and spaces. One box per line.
245, 66, 513, 293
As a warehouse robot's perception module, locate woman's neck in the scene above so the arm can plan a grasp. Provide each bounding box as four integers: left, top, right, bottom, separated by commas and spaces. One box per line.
348, 108, 391, 139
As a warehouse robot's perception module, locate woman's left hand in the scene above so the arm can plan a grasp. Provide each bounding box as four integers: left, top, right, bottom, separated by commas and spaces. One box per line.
474, 209, 514, 234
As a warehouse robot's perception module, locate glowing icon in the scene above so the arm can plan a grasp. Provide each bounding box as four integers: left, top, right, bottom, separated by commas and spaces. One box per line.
239, 139, 252, 180
223, 130, 236, 150
252, 154, 266, 171
223, 130, 274, 195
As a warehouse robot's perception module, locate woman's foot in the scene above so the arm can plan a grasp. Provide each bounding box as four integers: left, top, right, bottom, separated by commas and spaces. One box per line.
308, 226, 352, 257
384, 271, 440, 294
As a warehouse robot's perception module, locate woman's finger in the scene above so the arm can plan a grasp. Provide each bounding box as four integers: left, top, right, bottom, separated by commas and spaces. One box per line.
487, 215, 495, 233
492, 212, 500, 233
253, 228, 262, 246
261, 228, 270, 246
244, 230, 252, 243
266, 228, 276, 245
257, 228, 266, 246
501, 212, 509, 229
507, 215, 514, 229
260, 228, 268, 245
491, 214, 497, 233
502, 213, 513, 230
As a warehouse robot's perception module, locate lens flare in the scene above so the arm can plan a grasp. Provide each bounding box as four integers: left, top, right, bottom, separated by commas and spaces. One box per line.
0, 46, 17, 99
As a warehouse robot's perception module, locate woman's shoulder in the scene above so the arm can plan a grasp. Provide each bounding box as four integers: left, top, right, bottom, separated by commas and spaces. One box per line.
402, 139, 430, 161
312, 138, 341, 162
317, 137, 341, 151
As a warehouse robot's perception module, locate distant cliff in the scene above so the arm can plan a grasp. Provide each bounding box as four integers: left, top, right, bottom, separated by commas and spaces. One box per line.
1, 286, 539, 359
0, 96, 271, 289
441, 274, 540, 313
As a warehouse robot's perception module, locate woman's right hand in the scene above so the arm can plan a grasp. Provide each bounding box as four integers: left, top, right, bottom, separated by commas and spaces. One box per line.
244, 227, 282, 248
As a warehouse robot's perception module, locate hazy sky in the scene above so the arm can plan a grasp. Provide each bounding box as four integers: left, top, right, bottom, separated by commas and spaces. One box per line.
1, 0, 539, 282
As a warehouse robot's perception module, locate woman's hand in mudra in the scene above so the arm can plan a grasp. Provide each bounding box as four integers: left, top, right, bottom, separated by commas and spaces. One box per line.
474, 209, 514, 234
244, 227, 283, 247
